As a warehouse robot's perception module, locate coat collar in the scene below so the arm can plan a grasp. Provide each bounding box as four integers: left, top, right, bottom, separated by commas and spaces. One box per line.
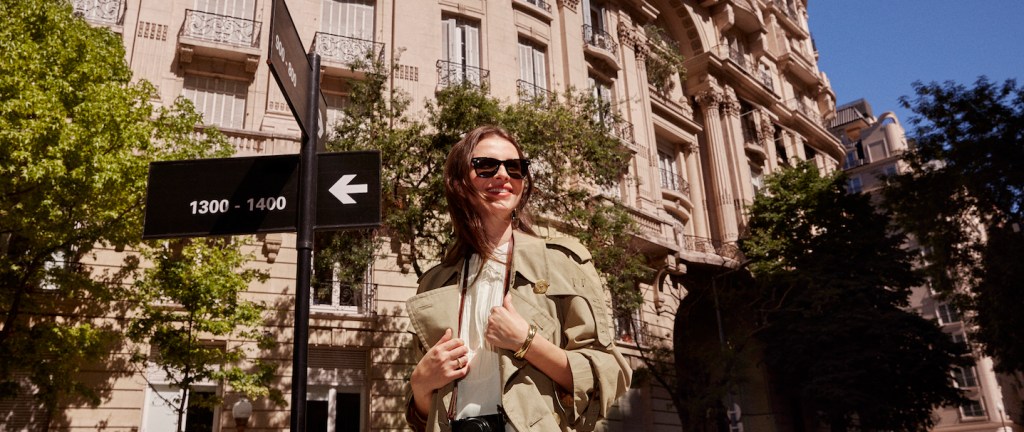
420, 232, 550, 288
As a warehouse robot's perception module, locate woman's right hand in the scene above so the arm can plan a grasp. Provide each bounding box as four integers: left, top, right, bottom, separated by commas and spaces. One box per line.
410, 329, 470, 414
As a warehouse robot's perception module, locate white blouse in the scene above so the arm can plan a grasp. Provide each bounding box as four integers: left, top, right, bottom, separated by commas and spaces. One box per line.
455, 242, 509, 420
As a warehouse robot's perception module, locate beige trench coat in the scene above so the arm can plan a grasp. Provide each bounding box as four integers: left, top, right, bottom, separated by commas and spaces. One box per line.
405, 234, 632, 432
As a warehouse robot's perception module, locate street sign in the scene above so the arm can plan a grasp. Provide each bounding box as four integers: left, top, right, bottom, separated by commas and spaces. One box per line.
142, 151, 381, 239
268, 0, 328, 144
316, 151, 381, 230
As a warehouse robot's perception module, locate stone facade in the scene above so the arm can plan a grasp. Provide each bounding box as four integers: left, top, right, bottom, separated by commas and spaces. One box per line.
36, 0, 846, 431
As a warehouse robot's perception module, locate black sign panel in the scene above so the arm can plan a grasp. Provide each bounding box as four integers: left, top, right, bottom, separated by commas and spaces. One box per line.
143, 155, 300, 238
316, 151, 381, 230
268, 0, 328, 143
143, 152, 381, 238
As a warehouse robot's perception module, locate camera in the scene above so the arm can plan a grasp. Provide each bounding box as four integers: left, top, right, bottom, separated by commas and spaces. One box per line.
450, 414, 504, 432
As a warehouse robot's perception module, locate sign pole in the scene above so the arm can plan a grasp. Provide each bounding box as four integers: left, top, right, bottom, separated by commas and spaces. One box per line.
290, 52, 321, 432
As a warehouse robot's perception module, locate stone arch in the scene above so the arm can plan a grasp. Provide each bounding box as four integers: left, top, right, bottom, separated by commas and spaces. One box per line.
645, 0, 712, 59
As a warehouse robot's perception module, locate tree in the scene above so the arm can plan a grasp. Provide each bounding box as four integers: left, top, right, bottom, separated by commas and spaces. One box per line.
0, 0, 230, 427
885, 77, 1024, 372
742, 163, 965, 431
128, 239, 279, 432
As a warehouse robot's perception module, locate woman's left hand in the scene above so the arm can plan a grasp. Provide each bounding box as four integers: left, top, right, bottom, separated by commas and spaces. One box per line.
486, 293, 530, 351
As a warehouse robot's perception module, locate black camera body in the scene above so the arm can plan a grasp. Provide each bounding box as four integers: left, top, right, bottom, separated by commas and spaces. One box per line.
450, 414, 505, 432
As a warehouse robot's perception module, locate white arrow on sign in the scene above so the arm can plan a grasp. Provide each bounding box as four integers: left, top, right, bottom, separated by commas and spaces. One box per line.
328, 174, 368, 204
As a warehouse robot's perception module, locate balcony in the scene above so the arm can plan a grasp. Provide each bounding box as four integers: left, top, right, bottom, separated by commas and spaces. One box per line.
178, 9, 261, 70
596, 116, 635, 146
777, 42, 820, 87
513, 0, 553, 21
72, 0, 125, 28
708, 44, 776, 95
583, 24, 619, 70
681, 235, 743, 261
785, 97, 827, 129
659, 169, 691, 197
313, 32, 384, 76
614, 313, 649, 346
436, 60, 490, 90
516, 80, 554, 105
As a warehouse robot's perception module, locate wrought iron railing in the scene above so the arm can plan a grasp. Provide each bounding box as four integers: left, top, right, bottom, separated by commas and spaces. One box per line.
436, 59, 490, 89
516, 80, 554, 104
517, 0, 552, 12
312, 282, 377, 315
659, 169, 691, 196
72, 0, 124, 26
785, 97, 827, 128
758, 68, 774, 90
313, 32, 384, 68
582, 24, 618, 55
181, 9, 260, 48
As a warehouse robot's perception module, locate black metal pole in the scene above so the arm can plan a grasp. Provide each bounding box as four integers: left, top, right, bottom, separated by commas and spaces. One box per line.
290, 52, 321, 432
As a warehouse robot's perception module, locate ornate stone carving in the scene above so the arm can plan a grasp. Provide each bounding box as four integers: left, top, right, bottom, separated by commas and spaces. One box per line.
261, 234, 282, 263
695, 89, 722, 111
719, 98, 739, 117
557, 0, 579, 12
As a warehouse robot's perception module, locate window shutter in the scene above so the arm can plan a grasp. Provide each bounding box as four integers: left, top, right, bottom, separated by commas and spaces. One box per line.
441, 17, 454, 62
518, 42, 532, 82
464, 22, 479, 68
533, 47, 547, 90
582, 0, 592, 27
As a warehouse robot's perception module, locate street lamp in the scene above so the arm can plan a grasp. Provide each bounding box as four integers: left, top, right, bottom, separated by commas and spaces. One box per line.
232, 397, 253, 432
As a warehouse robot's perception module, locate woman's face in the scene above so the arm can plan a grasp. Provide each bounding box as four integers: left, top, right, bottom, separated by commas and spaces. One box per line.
469, 135, 525, 224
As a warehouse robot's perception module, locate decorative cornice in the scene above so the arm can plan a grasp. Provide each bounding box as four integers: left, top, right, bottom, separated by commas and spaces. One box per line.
557, 0, 579, 12
720, 98, 739, 117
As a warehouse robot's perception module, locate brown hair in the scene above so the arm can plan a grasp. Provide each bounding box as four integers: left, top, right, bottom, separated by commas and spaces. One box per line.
442, 125, 535, 265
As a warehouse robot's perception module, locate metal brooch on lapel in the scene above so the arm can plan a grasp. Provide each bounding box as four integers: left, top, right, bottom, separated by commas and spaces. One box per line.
533, 279, 549, 294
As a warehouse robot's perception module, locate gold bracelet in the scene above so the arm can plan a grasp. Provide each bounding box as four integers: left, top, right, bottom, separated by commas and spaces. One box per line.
514, 324, 537, 360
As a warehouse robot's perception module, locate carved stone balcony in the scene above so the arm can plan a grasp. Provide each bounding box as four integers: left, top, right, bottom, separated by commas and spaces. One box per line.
681, 235, 743, 261
72, 0, 125, 28
313, 32, 385, 75
178, 9, 261, 71
436, 60, 490, 90
583, 24, 620, 71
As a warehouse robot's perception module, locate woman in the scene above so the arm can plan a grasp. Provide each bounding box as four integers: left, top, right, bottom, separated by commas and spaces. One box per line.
405, 125, 631, 432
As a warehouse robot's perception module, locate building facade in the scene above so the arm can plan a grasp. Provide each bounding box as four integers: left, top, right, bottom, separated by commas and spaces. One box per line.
830, 99, 1024, 432
25, 0, 844, 430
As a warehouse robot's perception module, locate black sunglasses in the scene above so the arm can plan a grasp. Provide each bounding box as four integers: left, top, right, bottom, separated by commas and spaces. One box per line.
470, 157, 530, 179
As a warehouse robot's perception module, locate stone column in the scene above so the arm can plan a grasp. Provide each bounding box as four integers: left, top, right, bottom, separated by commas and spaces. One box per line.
696, 89, 740, 242
683, 142, 709, 239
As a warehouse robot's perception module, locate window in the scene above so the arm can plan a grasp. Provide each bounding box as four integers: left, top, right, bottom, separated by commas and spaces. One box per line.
614, 309, 646, 345
583, 0, 606, 32
951, 331, 969, 348
953, 365, 979, 388
183, 75, 247, 129
750, 165, 764, 195
441, 16, 481, 86
846, 176, 862, 194
143, 385, 218, 432
308, 348, 366, 432
321, 0, 374, 40
312, 234, 374, 315
588, 75, 614, 122
193, 0, 255, 19
867, 141, 888, 162
960, 399, 986, 418
844, 150, 860, 169
517, 39, 547, 101
937, 303, 961, 325
658, 150, 680, 192
324, 93, 349, 138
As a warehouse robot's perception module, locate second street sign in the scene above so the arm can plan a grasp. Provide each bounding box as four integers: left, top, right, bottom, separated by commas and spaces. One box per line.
142, 151, 381, 239
268, 0, 328, 143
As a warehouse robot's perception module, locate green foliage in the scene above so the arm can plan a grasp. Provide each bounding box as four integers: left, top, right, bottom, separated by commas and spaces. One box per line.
0, 0, 230, 420
128, 239, 280, 428
326, 56, 645, 313
886, 77, 1024, 372
643, 24, 687, 96
742, 162, 965, 431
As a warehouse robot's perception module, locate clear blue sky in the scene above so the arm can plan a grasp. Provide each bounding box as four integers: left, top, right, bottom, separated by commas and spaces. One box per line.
807, 1, 1024, 128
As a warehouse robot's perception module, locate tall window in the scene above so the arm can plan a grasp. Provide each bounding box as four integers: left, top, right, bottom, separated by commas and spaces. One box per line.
183, 75, 248, 129
953, 365, 979, 388
324, 93, 349, 138
312, 233, 374, 315
960, 399, 986, 418
143, 385, 218, 432
846, 176, 862, 194
441, 16, 481, 86
658, 150, 680, 193
517, 39, 547, 101
308, 348, 367, 432
588, 75, 613, 122
321, 0, 374, 40
937, 303, 961, 325
583, 0, 606, 33
193, 0, 255, 18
